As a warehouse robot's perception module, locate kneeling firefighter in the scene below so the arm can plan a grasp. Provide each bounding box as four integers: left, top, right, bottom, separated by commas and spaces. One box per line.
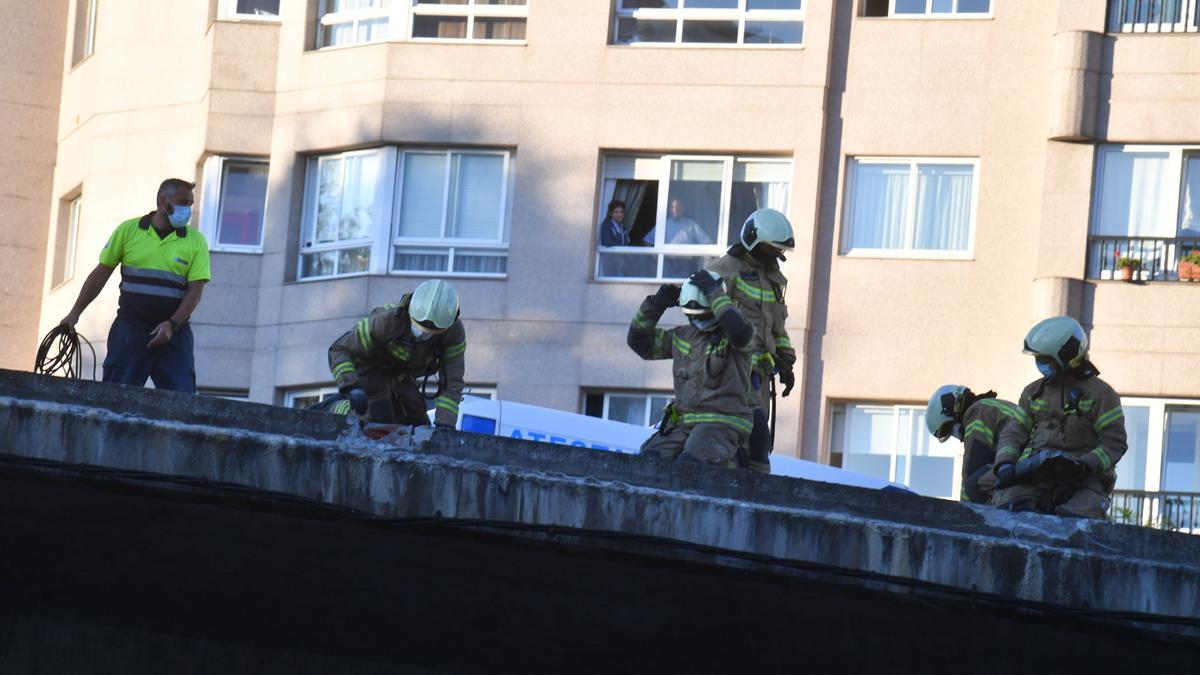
925, 385, 1028, 504
628, 270, 756, 467
992, 316, 1127, 519
323, 279, 466, 429
707, 208, 797, 474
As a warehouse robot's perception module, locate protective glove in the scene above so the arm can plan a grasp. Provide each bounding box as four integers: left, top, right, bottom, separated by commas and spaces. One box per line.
777, 366, 795, 397
651, 283, 681, 308
347, 388, 369, 416
687, 270, 722, 296
994, 463, 1017, 488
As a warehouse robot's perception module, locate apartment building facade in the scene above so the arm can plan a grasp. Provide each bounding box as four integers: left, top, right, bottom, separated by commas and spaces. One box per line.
5, 0, 1200, 515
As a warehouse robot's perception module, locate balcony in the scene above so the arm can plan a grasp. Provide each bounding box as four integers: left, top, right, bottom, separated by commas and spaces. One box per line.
1086, 235, 1200, 281
1108, 0, 1200, 33
1110, 490, 1200, 533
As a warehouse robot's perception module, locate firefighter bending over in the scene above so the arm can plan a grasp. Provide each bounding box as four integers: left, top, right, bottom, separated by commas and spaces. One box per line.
925, 385, 1028, 505
325, 280, 466, 428
992, 316, 1127, 519
708, 208, 797, 474
628, 270, 756, 467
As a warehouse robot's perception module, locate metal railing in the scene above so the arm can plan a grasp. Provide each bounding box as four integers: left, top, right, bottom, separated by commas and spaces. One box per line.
1108, 0, 1200, 32
1086, 235, 1200, 281
1110, 490, 1200, 533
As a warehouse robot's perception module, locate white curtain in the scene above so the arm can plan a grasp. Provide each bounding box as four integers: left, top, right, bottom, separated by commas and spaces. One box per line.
1095, 150, 1175, 238
848, 162, 909, 250
449, 153, 504, 240
398, 153, 446, 239
914, 164, 973, 251
339, 153, 378, 241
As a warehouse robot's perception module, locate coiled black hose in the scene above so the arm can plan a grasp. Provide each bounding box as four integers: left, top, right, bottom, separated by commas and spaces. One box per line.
34, 324, 96, 380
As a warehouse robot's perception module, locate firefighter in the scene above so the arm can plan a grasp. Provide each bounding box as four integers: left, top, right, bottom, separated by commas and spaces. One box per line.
925, 385, 1029, 504
325, 279, 466, 428
707, 208, 797, 473
628, 270, 756, 467
992, 316, 1127, 519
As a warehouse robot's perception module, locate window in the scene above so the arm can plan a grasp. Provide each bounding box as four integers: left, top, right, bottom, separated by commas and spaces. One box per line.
51, 196, 82, 289
299, 147, 513, 280
200, 156, 269, 252
1088, 145, 1200, 281
861, 0, 991, 17
830, 402, 959, 498
596, 153, 790, 280
1108, 397, 1200, 532
584, 391, 673, 427
842, 157, 978, 257
285, 386, 340, 409
72, 0, 98, 66
393, 150, 512, 275
613, 0, 805, 46
219, 0, 280, 20
1107, 0, 1200, 33
317, 0, 528, 48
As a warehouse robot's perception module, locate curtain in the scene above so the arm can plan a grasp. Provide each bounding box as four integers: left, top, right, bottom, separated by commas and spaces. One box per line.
1180, 155, 1200, 235
913, 164, 973, 251
449, 153, 504, 239
339, 152, 378, 241
1095, 150, 1174, 238
848, 162, 908, 250
399, 153, 446, 238
608, 179, 650, 242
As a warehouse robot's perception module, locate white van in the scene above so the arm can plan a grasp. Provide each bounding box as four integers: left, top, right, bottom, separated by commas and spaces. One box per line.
454, 397, 914, 494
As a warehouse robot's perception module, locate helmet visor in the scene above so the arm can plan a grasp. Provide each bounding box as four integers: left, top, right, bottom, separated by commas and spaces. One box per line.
934, 419, 956, 443
412, 319, 447, 336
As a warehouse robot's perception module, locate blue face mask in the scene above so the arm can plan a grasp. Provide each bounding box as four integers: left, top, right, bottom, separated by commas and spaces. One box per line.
950, 423, 964, 441
689, 315, 718, 332
168, 204, 192, 227
411, 324, 437, 342
1037, 360, 1056, 377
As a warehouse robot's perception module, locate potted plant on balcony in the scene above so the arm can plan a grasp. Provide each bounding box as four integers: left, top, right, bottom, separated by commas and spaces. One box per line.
1116, 257, 1141, 282
1180, 251, 1200, 282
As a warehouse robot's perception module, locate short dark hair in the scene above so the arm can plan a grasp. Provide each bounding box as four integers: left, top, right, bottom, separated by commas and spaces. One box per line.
157, 178, 195, 200
607, 200, 626, 215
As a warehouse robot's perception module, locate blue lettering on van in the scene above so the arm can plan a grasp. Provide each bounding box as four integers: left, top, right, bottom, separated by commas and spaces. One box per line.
527, 431, 546, 442
570, 441, 587, 448
549, 436, 567, 445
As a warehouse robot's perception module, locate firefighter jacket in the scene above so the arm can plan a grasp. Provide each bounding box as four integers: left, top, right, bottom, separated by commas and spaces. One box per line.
995, 365, 1127, 485
327, 294, 467, 427
959, 397, 1027, 501
627, 289, 756, 436
707, 246, 796, 376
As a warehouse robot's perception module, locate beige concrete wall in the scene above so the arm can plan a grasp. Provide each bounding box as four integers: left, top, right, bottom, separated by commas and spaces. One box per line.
0, 2, 66, 370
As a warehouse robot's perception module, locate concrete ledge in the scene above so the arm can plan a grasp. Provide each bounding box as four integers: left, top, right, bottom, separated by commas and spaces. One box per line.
1, 369, 1198, 636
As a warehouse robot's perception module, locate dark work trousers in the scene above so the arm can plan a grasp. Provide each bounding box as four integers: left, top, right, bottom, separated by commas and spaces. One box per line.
102, 315, 196, 393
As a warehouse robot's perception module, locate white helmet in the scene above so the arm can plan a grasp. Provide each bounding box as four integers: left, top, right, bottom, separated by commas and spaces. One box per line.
740, 208, 795, 252
1022, 316, 1088, 369
678, 271, 723, 316
409, 280, 460, 330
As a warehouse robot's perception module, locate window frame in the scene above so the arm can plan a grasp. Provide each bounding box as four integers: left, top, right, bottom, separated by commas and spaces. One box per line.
595, 152, 792, 282
831, 401, 961, 499
200, 155, 270, 254
586, 391, 674, 427
217, 0, 281, 21
1120, 396, 1200, 494
298, 146, 514, 282
284, 386, 340, 409
870, 0, 993, 19
612, 0, 806, 48
71, 0, 98, 67
51, 195, 82, 291
1107, 0, 1200, 34
840, 156, 980, 260
390, 149, 513, 279
316, 0, 529, 49
1090, 143, 1199, 239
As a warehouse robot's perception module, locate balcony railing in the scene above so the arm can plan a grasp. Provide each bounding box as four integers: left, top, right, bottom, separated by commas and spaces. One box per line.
1086, 235, 1200, 281
1110, 490, 1200, 533
1109, 0, 1200, 32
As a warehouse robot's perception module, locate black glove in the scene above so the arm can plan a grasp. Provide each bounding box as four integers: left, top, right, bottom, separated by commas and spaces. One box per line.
347, 388, 369, 416
687, 270, 722, 296
651, 283, 681, 308
777, 367, 795, 397
994, 463, 1016, 488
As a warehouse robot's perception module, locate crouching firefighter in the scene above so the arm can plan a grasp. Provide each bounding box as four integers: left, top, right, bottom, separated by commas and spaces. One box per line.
925, 385, 1029, 505
628, 270, 756, 467
992, 316, 1127, 519
708, 208, 797, 474
322, 279, 466, 429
